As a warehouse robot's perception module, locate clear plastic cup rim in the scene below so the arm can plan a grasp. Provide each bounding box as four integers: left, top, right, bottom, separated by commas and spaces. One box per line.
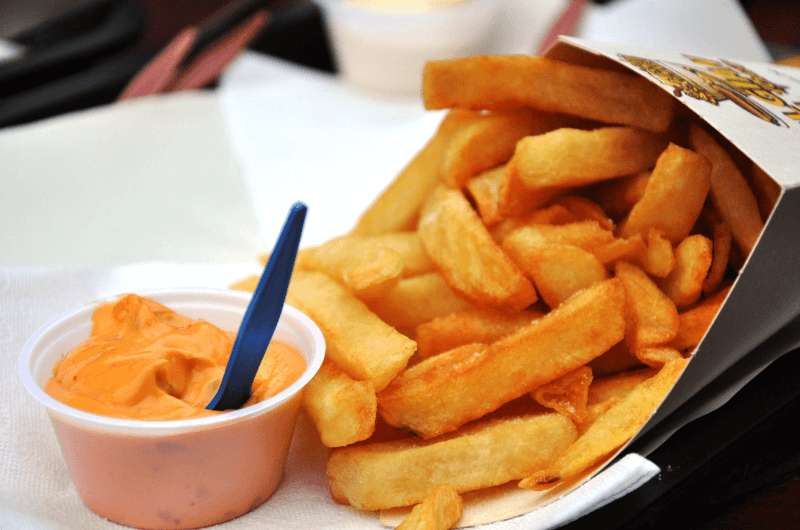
18, 288, 326, 434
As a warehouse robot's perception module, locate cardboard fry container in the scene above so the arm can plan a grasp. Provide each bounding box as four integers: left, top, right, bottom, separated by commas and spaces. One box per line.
383, 37, 800, 527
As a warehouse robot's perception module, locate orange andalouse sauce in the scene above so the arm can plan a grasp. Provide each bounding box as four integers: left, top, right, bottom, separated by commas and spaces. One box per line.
46, 294, 306, 420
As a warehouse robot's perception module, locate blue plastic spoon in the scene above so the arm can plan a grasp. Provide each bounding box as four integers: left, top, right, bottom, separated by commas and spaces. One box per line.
207, 201, 307, 411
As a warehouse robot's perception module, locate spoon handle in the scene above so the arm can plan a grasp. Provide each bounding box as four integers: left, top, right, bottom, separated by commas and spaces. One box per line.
207, 202, 307, 410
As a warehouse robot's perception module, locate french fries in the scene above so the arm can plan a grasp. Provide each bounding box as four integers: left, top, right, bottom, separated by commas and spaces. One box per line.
505, 242, 608, 308
521, 358, 687, 489
328, 413, 577, 510
671, 287, 730, 352
378, 280, 625, 438
749, 163, 781, 220
620, 143, 711, 243
590, 235, 646, 266
552, 196, 614, 230
590, 343, 643, 376
689, 125, 764, 255
615, 262, 679, 352
352, 110, 472, 235
466, 165, 506, 226
497, 163, 560, 218
418, 187, 537, 310
703, 216, 732, 294
422, 56, 674, 132
297, 236, 404, 300
415, 307, 541, 358
396, 486, 462, 530
639, 228, 675, 278
367, 273, 472, 332
590, 171, 650, 219
287, 271, 416, 391
304, 360, 377, 448
502, 221, 615, 252
509, 127, 666, 190
440, 110, 546, 188
532, 366, 593, 425
659, 235, 713, 308
367, 232, 435, 278
635, 346, 684, 368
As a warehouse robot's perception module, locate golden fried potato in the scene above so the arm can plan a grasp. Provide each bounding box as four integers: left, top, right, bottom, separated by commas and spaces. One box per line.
703, 216, 732, 294
230, 275, 258, 292
415, 307, 541, 358
505, 242, 608, 309
287, 271, 416, 391
592, 236, 646, 266
635, 346, 684, 368
615, 262, 679, 351
491, 204, 577, 243
521, 358, 687, 489
378, 279, 625, 438
590, 342, 643, 376
509, 127, 666, 190
328, 413, 577, 510
297, 236, 404, 300
671, 286, 730, 352
590, 171, 650, 219
304, 360, 376, 448
620, 143, 711, 243
422, 56, 674, 132
552, 196, 614, 230
352, 110, 472, 236
659, 235, 713, 308
367, 273, 472, 332
466, 165, 506, 226
749, 163, 781, 220
689, 125, 763, 255
440, 110, 546, 188
532, 366, 593, 425
418, 187, 537, 310
587, 368, 656, 408
639, 228, 675, 278
503, 221, 615, 254
366, 232, 435, 278
396, 486, 462, 530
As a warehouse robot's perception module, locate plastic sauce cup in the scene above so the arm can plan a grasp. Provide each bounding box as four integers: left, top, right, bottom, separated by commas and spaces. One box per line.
315, 0, 499, 95
18, 289, 325, 530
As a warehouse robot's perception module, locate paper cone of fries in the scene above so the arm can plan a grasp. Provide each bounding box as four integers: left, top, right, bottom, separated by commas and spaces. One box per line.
235, 37, 800, 528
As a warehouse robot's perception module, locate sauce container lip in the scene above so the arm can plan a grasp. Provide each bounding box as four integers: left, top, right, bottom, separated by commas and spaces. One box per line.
18, 287, 326, 433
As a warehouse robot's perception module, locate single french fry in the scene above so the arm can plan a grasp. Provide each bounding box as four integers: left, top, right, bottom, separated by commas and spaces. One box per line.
418, 187, 537, 310
396, 486, 463, 530
503, 221, 615, 255
591, 235, 646, 266
689, 125, 763, 255
367, 273, 472, 332
620, 143, 711, 243
509, 127, 667, 190
615, 262, 679, 351
352, 110, 472, 236
703, 219, 732, 294
466, 165, 506, 226
440, 110, 548, 188
635, 346, 684, 368
287, 271, 416, 391
415, 307, 541, 358
659, 235, 713, 308
497, 163, 561, 218
230, 275, 258, 292
362, 232, 434, 278
532, 366, 593, 425
304, 360, 377, 448
671, 287, 730, 352
639, 228, 675, 278
521, 358, 687, 488
422, 56, 674, 133
750, 163, 781, 220
587, 368, 656, 407
328, 413, 577, 510
590, 171, 650, 219
590, 342, 643, 376
552, 196, 614, 230
378, 279, 625, 438
505, 242, 608, 308
297, 236, 404, 300
491, 204, 576, 243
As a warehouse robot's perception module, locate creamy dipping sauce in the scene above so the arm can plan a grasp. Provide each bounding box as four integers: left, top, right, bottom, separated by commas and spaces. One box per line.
46, 294, 306, 420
